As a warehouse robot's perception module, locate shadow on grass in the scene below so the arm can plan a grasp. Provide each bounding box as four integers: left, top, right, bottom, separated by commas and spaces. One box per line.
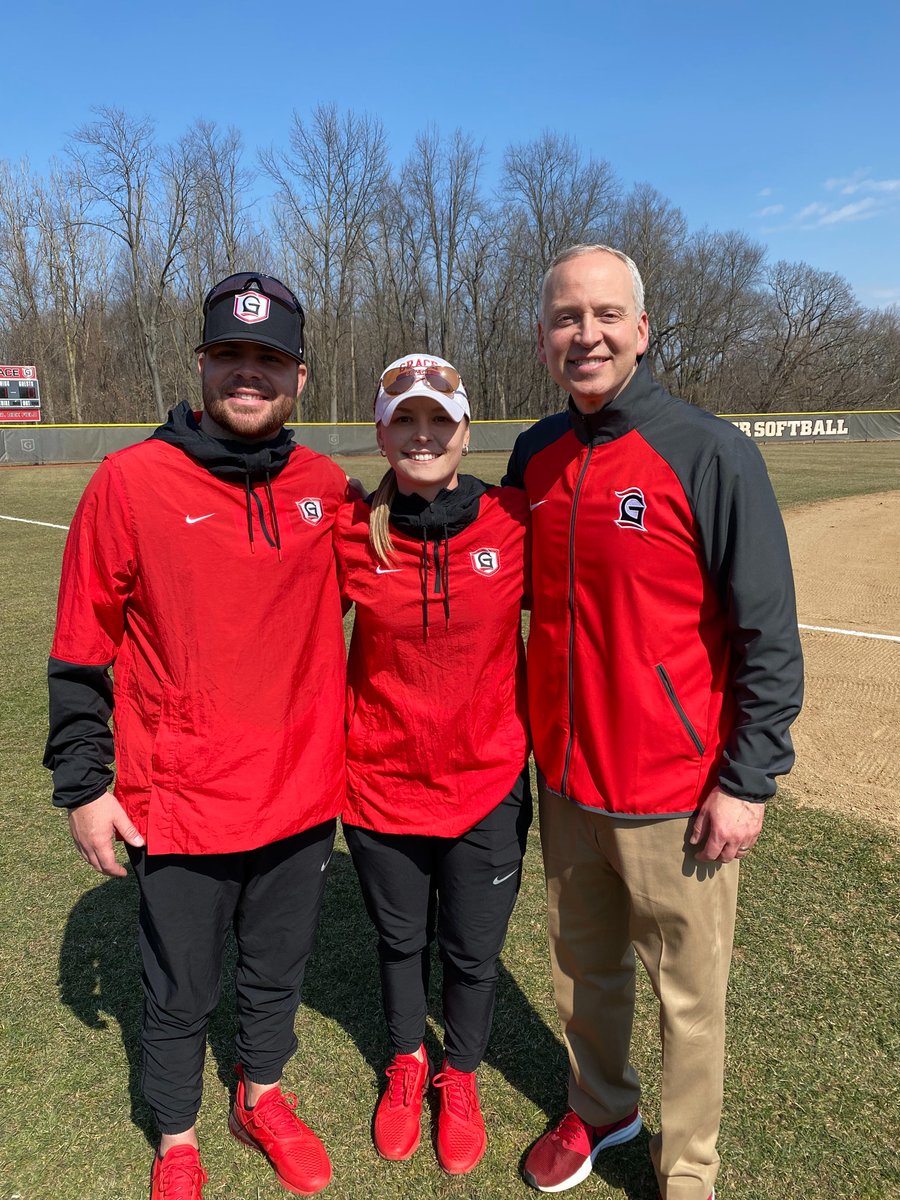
56, 848, 591, 1172
56, 869, 277, 1146
56, 870, 155, 1145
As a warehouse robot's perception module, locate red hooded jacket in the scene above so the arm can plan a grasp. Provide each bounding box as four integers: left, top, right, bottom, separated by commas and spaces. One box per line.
335, 479, 530, 837
46, 403, 347, 854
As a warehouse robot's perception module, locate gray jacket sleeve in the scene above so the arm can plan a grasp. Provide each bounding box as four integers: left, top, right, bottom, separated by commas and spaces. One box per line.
693, 433, 804, 800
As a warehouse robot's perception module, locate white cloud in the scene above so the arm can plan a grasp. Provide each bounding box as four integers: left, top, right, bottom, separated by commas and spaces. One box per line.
797, 202, 829, 220
757, 173, 900, 237
758, 187, 773, 197
819, 198, 879, 224
825, 171, 900, 196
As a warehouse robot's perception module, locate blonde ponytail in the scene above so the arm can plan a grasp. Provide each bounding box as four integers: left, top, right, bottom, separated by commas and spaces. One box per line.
369, 467, 398, 564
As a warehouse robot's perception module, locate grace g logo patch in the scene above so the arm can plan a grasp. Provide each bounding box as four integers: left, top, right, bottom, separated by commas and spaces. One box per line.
470, 548, 500, 576
614, 487, 647, 530
233, 291, 271, 324
296, 498, 324, 525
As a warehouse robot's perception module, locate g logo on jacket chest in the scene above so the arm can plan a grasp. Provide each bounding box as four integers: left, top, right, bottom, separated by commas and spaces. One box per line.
296, 498, 324, 525
470, 548, 500, 576
614, 487, 647, 531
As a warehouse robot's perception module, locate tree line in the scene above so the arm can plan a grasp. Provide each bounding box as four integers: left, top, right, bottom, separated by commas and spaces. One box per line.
1, 104, 898, 425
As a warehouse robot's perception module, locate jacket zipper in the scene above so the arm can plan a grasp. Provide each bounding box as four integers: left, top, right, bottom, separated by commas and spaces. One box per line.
561, 445, 594, 797
655, 664, 705, 755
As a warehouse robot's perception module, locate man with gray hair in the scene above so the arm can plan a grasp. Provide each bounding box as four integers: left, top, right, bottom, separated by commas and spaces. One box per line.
505, 245, 803, 1199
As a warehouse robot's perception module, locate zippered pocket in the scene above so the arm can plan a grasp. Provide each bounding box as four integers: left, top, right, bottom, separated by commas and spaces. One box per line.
655, 664, 705, 755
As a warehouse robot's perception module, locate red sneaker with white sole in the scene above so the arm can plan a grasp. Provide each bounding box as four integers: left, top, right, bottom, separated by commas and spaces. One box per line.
523, 1106, 642, 1192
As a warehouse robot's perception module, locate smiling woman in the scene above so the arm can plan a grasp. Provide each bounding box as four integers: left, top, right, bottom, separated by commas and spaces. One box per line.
377, 393, 469, 500
333, 352, 532, 1177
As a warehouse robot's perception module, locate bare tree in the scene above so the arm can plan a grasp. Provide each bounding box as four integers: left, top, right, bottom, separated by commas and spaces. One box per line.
31, 166, 113, 421
0, 162, 50, 395
755, 260, 867, 411
655, 228, 764, 405
401, 127, 484, 362
262, 104, 388, 422
69, 107, 197, 419
503, 131, 618, 269
360, 178, 429, 367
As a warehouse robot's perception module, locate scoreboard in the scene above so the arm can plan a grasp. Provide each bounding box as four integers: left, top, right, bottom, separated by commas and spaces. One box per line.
0, 365, 41, 422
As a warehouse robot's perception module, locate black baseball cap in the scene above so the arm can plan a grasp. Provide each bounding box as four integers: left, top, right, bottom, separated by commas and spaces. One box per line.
196, 272, 306, 362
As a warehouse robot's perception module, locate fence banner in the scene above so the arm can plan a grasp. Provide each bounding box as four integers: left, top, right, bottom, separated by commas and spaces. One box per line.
722, 410, 900, 443
2, 410, 898, 465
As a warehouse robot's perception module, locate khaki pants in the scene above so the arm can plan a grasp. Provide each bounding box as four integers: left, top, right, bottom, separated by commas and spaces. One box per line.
539, 784, 739, 1200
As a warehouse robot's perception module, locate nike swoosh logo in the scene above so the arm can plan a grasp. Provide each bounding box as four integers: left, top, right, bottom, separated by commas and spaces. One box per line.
529, 499, 549, 510
375, 566, 403, 574
492, 869, 518, 886
320, 852, 333, 873
185, 513, 215, 524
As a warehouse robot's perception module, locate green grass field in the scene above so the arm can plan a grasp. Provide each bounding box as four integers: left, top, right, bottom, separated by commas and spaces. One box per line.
1, 444, 898, 1200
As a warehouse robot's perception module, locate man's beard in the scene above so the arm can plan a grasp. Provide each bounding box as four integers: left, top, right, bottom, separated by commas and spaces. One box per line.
202, 386, 295, 442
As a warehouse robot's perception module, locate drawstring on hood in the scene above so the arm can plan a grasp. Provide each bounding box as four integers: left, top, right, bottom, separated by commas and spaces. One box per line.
152, 400, 293, 558
389, 475, 487, 640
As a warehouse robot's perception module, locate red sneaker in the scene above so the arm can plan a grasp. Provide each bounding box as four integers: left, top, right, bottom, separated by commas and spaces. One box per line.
523, 1106, 642, 1192
229, 1065, 331, 1195
373, 1047, 430, 1160
432, 1060, 486, 1175
150, 1145, 207, 1199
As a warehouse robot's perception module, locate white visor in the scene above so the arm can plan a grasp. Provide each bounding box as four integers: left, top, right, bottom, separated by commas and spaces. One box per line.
374, 353, 470, 425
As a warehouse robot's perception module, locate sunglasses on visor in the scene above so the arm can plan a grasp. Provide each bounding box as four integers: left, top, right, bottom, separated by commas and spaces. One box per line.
379, 364, 461, 398
202, 272, 303, 314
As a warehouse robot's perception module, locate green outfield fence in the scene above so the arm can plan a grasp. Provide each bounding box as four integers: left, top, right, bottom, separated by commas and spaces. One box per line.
1, 410, 899, 465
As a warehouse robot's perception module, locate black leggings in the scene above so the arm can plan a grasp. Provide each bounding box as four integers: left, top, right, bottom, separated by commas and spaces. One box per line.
127, 821, 336, 1133
344, 772, 531, 1072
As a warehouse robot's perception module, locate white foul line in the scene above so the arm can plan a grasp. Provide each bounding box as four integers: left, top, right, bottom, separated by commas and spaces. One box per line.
0, 513, 70, 530
3, 513, 899, 644
799, 623, 900, 644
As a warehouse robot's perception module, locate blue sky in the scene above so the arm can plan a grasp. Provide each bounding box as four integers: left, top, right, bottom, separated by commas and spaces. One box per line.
6, 0, 899, 307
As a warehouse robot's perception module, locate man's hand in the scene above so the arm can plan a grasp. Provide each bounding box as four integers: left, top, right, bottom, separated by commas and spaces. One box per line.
689, 787, 764, 864
68, 791, 145, 878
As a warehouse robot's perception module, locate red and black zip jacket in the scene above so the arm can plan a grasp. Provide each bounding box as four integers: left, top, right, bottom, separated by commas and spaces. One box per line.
335, 477, 530, 838
504, 358, 803, 817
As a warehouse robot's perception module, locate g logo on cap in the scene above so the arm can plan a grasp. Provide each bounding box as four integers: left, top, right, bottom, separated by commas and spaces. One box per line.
233, 292, 271, 324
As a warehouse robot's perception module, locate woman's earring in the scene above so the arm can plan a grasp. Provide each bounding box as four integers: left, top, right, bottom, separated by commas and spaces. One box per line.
462, 444, 469, 456
379, 448, 386, 457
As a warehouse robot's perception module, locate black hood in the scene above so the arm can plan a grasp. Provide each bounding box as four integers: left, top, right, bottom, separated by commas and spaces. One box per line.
150, 399, 296, 482
150, 400, 295, 557
388, 473, 488, 540
385, 474, 490, 639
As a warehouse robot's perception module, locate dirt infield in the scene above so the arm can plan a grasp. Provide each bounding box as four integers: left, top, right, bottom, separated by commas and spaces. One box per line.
784, 490, 900, 832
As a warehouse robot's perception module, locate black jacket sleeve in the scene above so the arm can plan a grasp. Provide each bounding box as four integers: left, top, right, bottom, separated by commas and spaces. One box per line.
44, 657, 115, 808
692, 434, 804, 801
502, 437, 526, 489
